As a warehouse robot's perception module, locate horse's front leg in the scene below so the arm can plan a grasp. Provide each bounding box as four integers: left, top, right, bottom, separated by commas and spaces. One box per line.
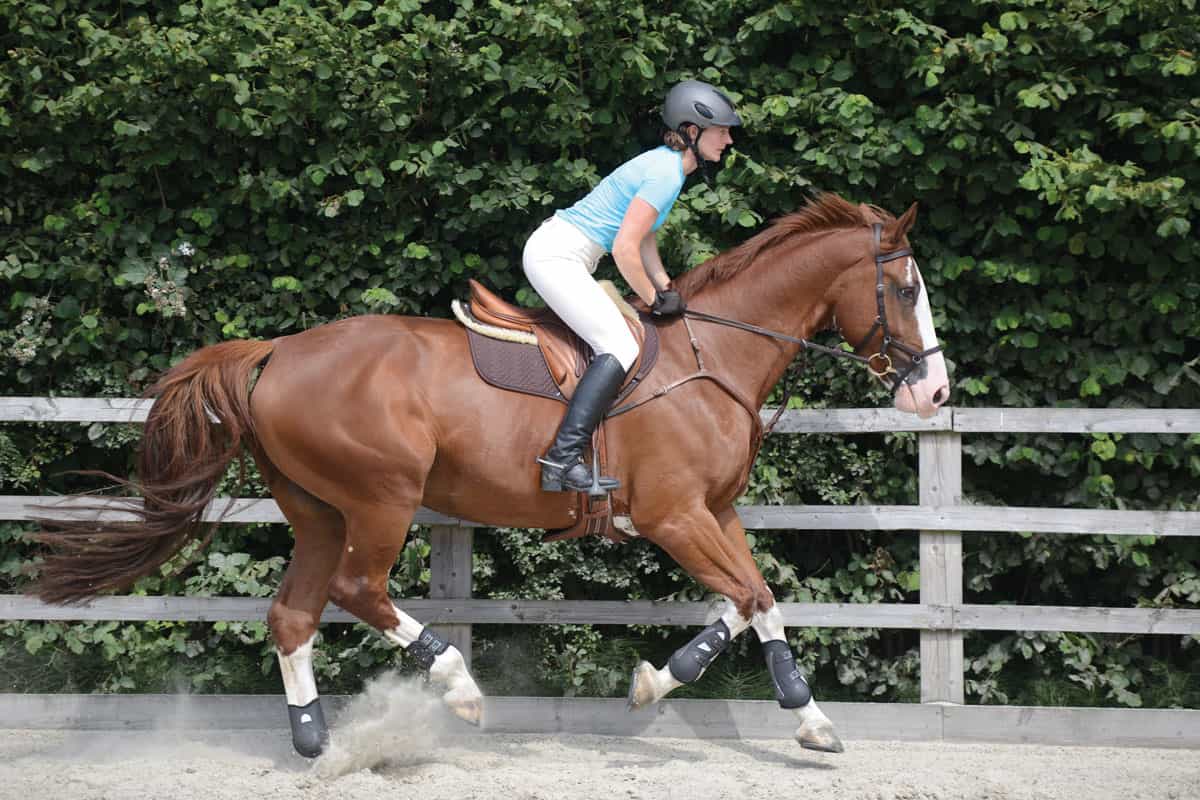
629, 505, 844, 754
627, 596, 752, 708
715, 505, 842, 754
751, 601, 844, 753
627, 504, 769, 709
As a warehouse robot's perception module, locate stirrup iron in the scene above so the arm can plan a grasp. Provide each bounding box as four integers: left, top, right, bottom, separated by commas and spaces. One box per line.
537, 448, 620, 495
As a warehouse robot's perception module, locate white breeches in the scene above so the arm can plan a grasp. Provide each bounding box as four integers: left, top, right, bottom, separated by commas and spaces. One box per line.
522, 216, 640, 371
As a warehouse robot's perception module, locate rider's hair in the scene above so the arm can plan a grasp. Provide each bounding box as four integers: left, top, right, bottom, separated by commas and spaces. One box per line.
662, 125, 694, 151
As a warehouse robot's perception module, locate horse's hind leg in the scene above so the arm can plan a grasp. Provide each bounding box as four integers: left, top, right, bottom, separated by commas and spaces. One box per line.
328, 504, 484, 725
265, 475, 347, 758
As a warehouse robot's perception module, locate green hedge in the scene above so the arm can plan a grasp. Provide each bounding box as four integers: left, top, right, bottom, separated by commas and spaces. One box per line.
1, 0, 1197, 707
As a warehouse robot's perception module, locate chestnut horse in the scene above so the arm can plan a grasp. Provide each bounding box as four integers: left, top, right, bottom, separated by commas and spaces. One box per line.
33, 193, 949, 758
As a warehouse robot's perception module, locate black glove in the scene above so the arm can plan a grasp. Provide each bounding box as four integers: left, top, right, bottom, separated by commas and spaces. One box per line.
651, 289, 686, 317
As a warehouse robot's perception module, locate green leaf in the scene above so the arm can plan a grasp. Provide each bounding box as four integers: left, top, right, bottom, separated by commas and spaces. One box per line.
113, 120, 149, 136
42, 214, 67, 232
362, 287, 400, 309
1090, 437, 1117, 460
831, 60, 854, 81
190, 209, 216, 229
764, 96, 789, 117
271, 276, 303, 292
999, 12, 1025, 30
1155, 217, 1190, 238
1150, 291, 1179, 313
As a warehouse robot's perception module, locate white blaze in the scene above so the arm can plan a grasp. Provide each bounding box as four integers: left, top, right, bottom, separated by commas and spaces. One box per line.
894, 258, 950, 418
911, 258, 940, 355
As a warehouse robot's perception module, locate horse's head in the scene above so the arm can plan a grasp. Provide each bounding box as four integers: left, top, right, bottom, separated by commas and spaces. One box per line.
828, 203, 950, 418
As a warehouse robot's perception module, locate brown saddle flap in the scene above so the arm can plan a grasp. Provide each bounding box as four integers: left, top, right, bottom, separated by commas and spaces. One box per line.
468, 279, 650, 397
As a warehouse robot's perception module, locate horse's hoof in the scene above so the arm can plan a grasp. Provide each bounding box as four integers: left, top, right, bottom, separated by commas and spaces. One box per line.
796, 723, 845, 754
446, 694, 483, 726
627, 661, 659, 710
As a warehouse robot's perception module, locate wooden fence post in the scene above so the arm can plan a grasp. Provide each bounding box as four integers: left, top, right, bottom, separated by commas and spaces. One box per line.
919, 431, 964, 704
428, 525, 473, 668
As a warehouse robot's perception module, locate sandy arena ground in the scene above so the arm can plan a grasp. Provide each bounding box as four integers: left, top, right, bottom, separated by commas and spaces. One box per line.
1, 680, 1196, 800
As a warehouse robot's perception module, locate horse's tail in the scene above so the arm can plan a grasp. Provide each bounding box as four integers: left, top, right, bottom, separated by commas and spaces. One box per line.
31, 339, 276, 604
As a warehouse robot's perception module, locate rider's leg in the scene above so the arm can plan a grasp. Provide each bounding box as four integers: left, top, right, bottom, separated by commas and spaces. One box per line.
537, 353, 628, 491
523, 218, 639, 492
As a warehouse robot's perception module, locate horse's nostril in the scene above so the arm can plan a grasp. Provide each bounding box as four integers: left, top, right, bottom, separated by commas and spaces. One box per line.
932, 386, 949, 406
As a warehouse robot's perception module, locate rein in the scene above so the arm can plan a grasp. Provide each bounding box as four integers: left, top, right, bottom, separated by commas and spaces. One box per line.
681, 309, 863, 362
607, 223, 943, 439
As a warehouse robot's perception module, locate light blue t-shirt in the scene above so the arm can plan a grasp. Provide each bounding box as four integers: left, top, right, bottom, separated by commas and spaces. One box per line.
557, 146, 685, 252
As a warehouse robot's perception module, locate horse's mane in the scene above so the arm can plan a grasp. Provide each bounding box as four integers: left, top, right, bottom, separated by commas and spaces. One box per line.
674, 193, 896, 297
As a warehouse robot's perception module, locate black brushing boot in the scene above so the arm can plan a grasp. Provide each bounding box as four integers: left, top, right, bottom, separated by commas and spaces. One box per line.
287, 698, 329, 758
537, 353, 626, 493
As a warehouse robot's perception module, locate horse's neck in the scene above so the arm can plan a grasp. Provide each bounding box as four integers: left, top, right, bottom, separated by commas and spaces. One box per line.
688, 234, 844, 408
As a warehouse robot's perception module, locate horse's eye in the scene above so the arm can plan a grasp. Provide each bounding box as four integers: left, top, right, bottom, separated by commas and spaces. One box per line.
898, 286, 917, 303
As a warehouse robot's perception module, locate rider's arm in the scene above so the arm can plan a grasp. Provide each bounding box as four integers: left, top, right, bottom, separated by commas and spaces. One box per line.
639, 232, 671, 292
612, 198, 665, 305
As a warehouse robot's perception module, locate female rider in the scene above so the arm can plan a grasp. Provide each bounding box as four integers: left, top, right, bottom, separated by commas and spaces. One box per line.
524, 79, 741, 494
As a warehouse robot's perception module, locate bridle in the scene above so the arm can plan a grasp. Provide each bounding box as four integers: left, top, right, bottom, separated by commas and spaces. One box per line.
605, 221, 943, 494
682, 222, 942, 394
851, 223, 944, 391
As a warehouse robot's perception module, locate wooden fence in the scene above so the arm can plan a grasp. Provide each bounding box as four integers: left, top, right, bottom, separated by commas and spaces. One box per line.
1, 397, 1198, 744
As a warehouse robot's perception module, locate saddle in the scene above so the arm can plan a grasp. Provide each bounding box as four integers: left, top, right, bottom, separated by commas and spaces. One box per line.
454, 279, 659, 404
451, 279, 662, 544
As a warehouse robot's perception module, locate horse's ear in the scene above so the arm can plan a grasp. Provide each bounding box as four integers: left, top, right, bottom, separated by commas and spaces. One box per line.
894, 202, 918, 240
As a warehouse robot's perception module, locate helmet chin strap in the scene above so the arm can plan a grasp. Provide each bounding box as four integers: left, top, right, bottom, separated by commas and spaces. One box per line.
679, 125, 711, 185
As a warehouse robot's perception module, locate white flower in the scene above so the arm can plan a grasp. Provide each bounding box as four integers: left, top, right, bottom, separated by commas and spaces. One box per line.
177, 242, 195, 257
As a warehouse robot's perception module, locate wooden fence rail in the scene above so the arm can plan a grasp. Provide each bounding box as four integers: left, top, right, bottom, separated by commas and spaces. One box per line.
2, 398, 1199, 713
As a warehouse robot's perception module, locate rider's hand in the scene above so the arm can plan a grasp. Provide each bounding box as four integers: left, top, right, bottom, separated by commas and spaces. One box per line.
651, 289, 686, 317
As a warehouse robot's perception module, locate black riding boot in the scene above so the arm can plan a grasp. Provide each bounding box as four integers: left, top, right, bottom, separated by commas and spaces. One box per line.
538, 353, 626, 493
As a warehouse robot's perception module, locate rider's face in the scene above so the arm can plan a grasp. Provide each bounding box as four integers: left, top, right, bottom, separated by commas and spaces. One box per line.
697, 125, 734, 161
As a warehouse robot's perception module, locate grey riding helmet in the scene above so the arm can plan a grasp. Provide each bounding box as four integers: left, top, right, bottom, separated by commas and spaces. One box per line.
662, 80, 742, 131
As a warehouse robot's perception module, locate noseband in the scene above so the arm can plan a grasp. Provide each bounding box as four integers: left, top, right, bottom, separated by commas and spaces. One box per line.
682, 222, 942, 393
